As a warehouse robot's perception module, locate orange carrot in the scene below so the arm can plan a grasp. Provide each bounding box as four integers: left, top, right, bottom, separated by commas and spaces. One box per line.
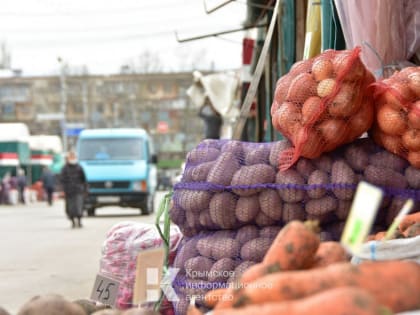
239, 262, 282, 284
365, 234, 376, 242
263, 220, 320, 267
209, 221, 320, 310
404, 222, 420, 238
234, 221, 319, 286
310, 241, 349, 268
399, 211, 420, 232
213, 287, 390, 315
187, 297, 204, 315
224, 261, 420, 313
374, 231, 386, 241
204, 288, 230, 308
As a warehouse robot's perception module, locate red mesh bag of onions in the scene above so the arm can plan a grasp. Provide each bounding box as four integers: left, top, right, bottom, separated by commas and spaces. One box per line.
271, 47, 375, 171
371, 67, 420, 168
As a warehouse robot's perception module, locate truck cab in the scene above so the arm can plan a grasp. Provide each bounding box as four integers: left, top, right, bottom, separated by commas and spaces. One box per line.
76, 128, 157, 216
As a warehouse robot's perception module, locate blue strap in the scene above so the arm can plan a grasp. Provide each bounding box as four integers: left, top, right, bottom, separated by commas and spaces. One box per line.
370, 241, 377, 261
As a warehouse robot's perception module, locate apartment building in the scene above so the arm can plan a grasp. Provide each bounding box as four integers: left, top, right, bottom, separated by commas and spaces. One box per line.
0, 72, 205, 159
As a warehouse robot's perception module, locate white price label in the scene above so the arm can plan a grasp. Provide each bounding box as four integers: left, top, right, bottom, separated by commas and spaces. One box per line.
90, 274, 120, 306
341, 181, 383, 253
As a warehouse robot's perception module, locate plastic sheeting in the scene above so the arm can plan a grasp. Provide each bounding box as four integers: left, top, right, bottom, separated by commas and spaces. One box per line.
186, 71, 239, 116
335, 0, 420, 77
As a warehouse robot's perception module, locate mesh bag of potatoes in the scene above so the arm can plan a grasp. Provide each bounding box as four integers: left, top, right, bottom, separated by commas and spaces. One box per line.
170, 138, 420, 240
271, 47, 376, 170
371, 67, 420, 168
99, 221, 182, 310
171, 226, 279, 315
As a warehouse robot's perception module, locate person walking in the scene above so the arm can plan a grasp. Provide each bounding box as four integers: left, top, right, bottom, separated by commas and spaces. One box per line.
41, 166, 55, 206
1, 172, 11, 204
16, 168, 27, 204
60, 151, 87, 229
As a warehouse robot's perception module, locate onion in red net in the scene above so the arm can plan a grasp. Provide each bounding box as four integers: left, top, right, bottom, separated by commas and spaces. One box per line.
408, 101, 420, 129
312, 58, 334, 82
346, 98, 374, 141
302, 96, 325, 124
372, 66, 420, 168
377, 104, 408, 136
402, 129, 420, 152
317, 119, 348, 152
408, 72, 420, 97
271, 47, 375, 170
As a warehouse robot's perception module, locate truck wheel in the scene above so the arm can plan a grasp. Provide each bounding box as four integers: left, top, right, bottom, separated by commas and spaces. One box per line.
139, 194, 154, 215
139, 201, 149, 215
86, 207, 96, 217
148, 193, 155, 214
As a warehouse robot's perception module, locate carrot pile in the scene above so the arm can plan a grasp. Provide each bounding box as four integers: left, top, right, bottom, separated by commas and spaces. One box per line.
195, 220, 420, 315
367, 211, 420, 241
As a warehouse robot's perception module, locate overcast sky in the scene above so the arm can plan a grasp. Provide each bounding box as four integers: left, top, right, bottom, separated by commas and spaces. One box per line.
0, 0, 249, 76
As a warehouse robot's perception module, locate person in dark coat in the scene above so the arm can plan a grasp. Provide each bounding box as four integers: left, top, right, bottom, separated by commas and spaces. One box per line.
16, 168, 27, 204
198, 102, 223, 139
1, 172, 11, 204
60, 151, 87, 228
41, 166, 55, 206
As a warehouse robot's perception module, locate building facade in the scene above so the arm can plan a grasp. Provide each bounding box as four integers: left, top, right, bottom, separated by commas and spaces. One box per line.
0, 72, 206, 162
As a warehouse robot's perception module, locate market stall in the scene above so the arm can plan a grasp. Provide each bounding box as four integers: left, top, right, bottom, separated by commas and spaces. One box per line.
27, 135, 64, 184
166, 0, 420, 314
0, 123, 30, 178
4, 1, 420, 315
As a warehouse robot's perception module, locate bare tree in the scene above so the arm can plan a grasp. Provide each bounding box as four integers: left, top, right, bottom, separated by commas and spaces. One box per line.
190, 48, 209, 70
0, 41, 11, 69
136, 50, 163, 73
175, 47, 209, 72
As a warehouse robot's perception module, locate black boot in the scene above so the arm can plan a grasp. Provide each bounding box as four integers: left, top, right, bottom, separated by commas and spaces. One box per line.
77, 217, 82, 228
71, 218, 76, 229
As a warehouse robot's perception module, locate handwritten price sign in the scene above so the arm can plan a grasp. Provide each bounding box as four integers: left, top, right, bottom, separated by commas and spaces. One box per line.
90, 274, 120, 306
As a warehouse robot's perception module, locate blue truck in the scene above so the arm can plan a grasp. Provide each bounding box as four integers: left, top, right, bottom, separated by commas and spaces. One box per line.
76, 128, 158, 216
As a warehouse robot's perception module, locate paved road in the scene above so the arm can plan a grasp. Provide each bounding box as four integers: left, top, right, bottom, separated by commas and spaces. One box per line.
0, 192, 168, 314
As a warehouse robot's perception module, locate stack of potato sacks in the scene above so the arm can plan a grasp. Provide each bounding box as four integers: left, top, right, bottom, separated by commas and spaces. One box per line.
170, 47, 420, 315
170, 140, 284, 314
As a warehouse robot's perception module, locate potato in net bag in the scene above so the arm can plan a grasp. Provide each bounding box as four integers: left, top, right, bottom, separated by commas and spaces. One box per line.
271, 47, 375, 170
171, 138, 420, 239
171, 226, 279, 315
371, 67, 420, 168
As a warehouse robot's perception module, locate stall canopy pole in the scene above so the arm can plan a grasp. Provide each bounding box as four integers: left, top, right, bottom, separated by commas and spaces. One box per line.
203, 0, 235, 14
174, 23, 267, 43
233, 0, 281, 140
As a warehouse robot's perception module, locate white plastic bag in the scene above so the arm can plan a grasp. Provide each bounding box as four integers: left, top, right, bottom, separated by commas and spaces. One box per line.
351, 235, 420, 264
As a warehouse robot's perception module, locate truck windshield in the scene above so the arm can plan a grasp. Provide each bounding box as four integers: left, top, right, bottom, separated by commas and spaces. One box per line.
78, 138, 145, 161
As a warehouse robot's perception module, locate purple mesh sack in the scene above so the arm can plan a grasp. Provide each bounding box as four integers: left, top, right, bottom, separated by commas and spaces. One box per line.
171, 226, 279, 315
171, 138, 420, 239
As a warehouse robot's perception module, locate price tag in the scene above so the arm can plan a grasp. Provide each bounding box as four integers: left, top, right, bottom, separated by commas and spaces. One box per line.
340, 181, 383, 253
90, 274, 120, 306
